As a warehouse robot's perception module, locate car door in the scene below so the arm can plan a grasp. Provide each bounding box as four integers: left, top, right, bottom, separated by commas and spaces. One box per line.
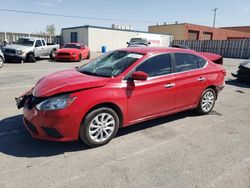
173, 53, 207, 110
34, 40, 43, 57
41, 39, 48, 56
126, 53, 176, 122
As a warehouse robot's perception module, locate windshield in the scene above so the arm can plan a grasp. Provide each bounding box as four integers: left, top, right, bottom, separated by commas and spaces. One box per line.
16, 38, 34, 46
130, 38, 148, 44
64, 44, 81, 49
78, 51, 144, 77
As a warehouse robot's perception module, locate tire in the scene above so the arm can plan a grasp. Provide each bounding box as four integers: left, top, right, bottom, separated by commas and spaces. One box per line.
79, 107, 119, 147
78, 54, 82, 62
26, 53, 36, 63
0, 56, 4, 68
50, 49, 56, 60
196, 88, 216, 115
86, 52, 90, 59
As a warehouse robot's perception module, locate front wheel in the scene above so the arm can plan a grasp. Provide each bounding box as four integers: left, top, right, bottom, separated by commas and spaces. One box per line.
86, 52, 90, 59
196, 88, 216, 115
26, 53, 36, 62
79, 107, 119, 147
78, 54, 82, 62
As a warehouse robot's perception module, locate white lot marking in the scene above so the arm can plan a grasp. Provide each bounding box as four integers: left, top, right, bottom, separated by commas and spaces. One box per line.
0, 85, 34, 90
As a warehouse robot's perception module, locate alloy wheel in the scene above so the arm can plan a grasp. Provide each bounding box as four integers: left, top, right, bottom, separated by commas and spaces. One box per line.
201, 90, 215, 112
88, 113, 115, 143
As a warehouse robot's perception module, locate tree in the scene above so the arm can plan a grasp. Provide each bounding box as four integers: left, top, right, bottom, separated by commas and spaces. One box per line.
46, 24, 56, 36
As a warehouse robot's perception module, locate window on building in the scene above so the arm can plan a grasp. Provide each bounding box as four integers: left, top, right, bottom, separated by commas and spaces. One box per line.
71, 32, 78, 43
135, 54, 172, 77
188, 30, 199, 40
203, 32, 213, 40
174, 53, 199, 72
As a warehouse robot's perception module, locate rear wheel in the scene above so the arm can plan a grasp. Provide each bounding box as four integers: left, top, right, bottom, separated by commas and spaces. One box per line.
50, 49, 56, 60
196, 88, 216, 115
79, 107, 119, 147
0, 56, 4, 68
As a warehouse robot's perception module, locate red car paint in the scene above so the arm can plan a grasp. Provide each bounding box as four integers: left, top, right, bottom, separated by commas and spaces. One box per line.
199, 52, 223, 65
19, 47, 225, 142
55, 43, 90, 61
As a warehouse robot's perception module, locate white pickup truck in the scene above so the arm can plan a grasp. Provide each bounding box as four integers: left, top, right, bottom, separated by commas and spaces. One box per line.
3, 37, 60, 63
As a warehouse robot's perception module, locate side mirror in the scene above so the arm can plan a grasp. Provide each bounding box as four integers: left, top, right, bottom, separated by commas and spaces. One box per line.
131, 71, 148, 81
148, 41, 151, 45
126, 42, 130, 45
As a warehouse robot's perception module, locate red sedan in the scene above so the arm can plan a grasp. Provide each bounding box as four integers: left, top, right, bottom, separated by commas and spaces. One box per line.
55, 43, 90, 62
16, 47, 226, 147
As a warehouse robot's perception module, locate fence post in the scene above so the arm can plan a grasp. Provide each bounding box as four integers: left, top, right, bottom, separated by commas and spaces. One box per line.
219, 40, 222, 55
240, 39, 246, 59
199, 40, 202, 52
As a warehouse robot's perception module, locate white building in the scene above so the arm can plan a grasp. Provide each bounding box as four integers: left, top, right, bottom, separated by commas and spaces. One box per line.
61, 25, 173, 52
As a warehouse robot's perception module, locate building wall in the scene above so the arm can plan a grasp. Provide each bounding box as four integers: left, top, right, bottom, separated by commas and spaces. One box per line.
62, 26, 172, 52
88, 27, 172, 52
148, 24, 185, 40
62, 27, 88, 45
148, 23, 250, 40
220, 26, 250, 33
185, 23, 250, 40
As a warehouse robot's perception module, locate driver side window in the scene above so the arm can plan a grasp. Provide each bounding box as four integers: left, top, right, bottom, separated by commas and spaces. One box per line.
35, 40, 42, 47
135, 54, 172, 77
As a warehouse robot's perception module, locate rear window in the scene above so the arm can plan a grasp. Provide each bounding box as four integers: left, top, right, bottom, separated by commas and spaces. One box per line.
174, 53, 199, 72
196, 56, 207, 68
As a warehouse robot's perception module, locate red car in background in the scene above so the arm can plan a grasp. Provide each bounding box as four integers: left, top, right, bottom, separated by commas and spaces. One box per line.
55, 43, 90, 62
16, 47, 225, 147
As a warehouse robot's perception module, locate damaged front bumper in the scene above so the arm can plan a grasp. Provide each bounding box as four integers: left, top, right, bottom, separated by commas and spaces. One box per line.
15, 88, 80, 141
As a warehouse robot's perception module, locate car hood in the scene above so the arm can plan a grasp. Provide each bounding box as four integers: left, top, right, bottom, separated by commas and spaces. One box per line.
3, 44, 31, 51
33, 68, 109, 97
57, 48, 80, 53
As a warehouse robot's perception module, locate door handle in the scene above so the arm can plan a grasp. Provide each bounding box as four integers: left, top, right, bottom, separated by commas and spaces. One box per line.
198, 77, 206, 81
164, 83, 175, 88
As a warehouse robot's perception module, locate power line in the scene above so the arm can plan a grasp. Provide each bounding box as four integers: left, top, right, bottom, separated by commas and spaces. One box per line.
0, 8, 157, 24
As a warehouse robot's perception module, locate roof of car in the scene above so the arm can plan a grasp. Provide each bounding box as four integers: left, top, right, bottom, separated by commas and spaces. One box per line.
119, 47, 195, 55
65, 43, 84, 45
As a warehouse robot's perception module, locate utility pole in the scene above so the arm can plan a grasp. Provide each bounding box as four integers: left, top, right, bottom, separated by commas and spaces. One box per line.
212, 8, 218, 28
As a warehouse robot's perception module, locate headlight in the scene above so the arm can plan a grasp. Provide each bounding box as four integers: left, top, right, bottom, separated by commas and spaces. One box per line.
72, 52, 77, 56
36, 94, 76, 111
17, 50, 24, 55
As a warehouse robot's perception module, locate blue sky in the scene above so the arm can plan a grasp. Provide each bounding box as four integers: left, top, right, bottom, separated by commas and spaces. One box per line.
0, 0, 249, 34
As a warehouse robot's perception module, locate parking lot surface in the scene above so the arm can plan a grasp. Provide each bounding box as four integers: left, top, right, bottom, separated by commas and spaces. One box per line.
0, 55, 249, 188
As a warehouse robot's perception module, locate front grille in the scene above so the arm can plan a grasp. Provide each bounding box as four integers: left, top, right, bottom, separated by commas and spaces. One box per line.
24, 118, 38, 134
42, 127, 63, 138
58, 52, 71, 56
4, 49, 16, 54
